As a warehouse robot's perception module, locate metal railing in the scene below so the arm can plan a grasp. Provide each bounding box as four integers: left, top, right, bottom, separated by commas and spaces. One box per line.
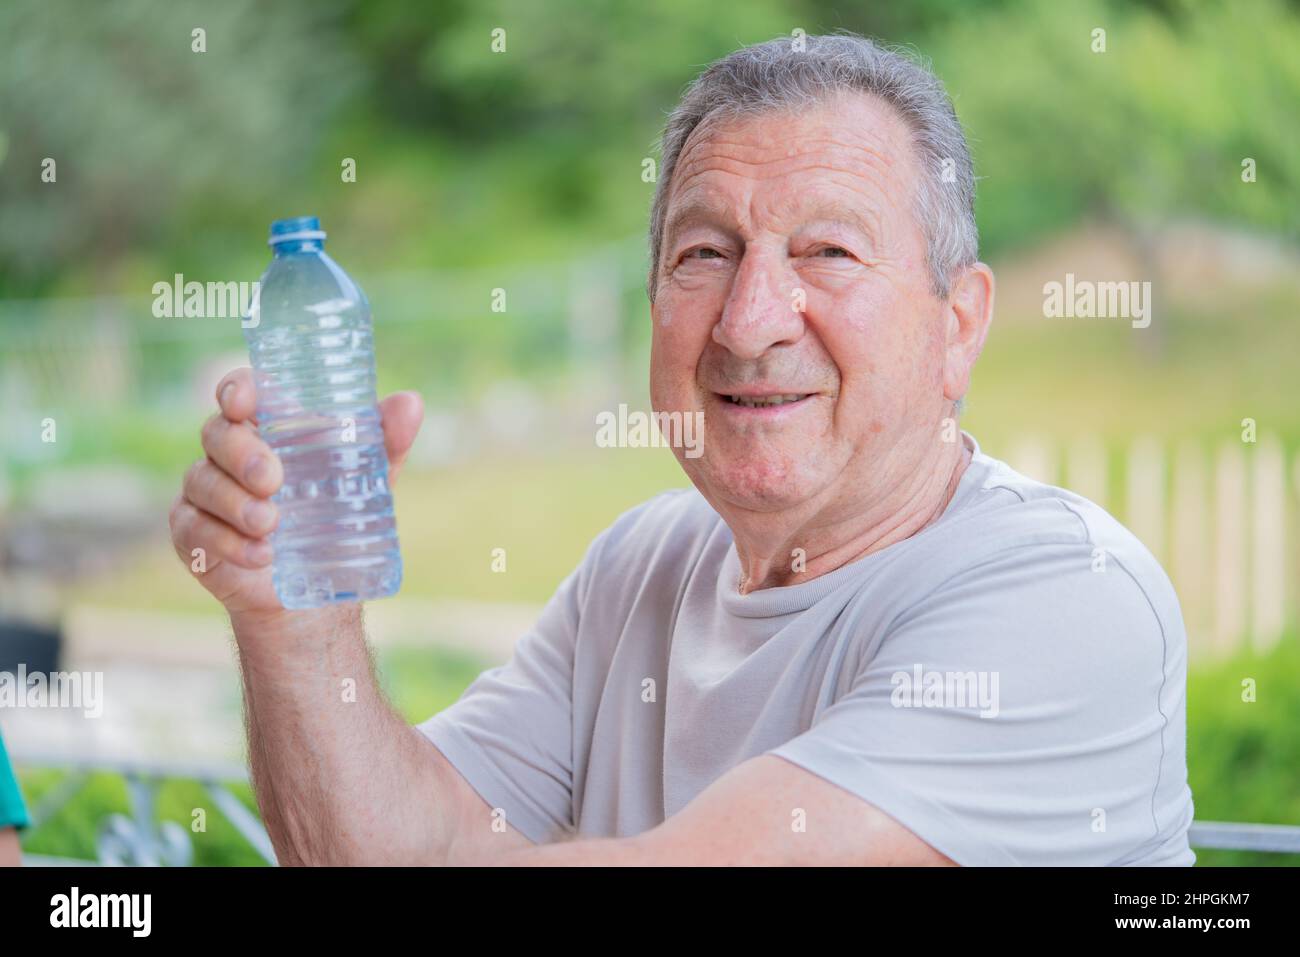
18, 756, 276, 867
1188, 821, 1300, 854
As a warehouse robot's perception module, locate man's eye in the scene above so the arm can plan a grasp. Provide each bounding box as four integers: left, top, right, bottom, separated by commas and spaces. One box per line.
816, 246, 852, 258
687, 247, 724, 260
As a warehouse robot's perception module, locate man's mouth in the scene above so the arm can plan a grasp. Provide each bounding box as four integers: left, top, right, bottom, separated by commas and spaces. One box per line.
717, 392, 812, 409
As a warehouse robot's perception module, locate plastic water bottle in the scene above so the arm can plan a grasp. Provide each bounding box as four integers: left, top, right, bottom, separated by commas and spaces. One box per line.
243, 216, 402, 609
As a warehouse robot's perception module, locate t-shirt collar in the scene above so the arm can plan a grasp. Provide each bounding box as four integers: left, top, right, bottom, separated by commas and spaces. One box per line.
717, 429, 986, 618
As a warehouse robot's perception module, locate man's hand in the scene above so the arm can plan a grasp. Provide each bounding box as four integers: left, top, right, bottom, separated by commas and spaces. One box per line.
168, 367, 423, 620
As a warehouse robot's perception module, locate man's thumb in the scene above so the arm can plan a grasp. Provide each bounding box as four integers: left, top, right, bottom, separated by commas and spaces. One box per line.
379, 391, 424, 480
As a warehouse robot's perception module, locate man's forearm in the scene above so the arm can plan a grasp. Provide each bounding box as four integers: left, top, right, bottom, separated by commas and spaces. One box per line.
232, 604, 447, 865
491, 837, 647, 866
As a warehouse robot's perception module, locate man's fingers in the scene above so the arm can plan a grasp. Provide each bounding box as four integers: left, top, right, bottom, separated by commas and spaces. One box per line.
211, 374, 415, 493
183, 459, 279, 539
201, 414, 283, 498
170, 497, 274, 571
216, 367, 257, 424
379, 390, 424, 482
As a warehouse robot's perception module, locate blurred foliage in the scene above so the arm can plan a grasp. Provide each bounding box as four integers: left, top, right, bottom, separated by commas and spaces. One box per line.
1186, 631, 1300, 866
16, 770, 266, 866
0, 0, 357, 284
933, 0, 1300, 251
2, 0, 1296, 296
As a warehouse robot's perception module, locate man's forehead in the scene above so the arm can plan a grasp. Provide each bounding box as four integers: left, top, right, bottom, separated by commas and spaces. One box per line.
676, 92, 912, 176
665, 185, 883, 239
664, 93, 918, 230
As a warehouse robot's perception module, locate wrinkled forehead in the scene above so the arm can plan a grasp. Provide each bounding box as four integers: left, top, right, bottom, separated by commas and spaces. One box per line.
665, 90, 923, 228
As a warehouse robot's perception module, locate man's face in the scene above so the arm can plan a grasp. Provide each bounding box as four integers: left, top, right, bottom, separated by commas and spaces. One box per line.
650, 92, 956, 517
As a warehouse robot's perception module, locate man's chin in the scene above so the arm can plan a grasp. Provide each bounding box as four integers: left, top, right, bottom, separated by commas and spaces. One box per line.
687, 456, 816, 514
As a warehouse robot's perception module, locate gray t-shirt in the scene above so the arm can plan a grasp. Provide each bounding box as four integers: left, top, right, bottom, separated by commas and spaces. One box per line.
417, 431, 1195, 866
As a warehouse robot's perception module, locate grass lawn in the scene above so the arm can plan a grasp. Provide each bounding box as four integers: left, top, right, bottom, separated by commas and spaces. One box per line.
68, 445, 692, 613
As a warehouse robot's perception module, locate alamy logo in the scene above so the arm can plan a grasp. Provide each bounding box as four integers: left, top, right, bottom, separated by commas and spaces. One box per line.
1042, 273, 1152, 329
890, 665, 1000, 718
595, 404, 705, 459
152, 273, 260, 325
0, 665, 103, 718
50, 887, 151, 937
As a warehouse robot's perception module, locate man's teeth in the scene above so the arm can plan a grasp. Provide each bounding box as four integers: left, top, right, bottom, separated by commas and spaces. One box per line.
724, 393, 808, 408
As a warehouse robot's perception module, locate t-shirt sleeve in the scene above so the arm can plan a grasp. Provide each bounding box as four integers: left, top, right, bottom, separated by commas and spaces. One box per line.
415, 562, 584, 845
768, 541, 1191, 866
0, 731, 30, 830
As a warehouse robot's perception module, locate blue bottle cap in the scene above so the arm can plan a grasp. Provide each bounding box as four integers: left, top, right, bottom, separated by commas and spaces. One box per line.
268, 216, 326, 247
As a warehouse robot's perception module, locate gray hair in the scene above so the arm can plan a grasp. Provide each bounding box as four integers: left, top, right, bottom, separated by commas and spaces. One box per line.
648, 33, 978, 302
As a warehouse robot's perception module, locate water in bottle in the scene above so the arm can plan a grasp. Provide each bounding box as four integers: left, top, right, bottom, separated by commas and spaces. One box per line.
243, 215, 402, 609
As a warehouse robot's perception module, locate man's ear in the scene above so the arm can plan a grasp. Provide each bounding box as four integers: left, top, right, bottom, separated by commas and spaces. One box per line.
942, 262, 995, 404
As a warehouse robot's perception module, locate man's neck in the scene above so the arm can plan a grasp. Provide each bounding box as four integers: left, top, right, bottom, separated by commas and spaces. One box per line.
727, 434, 972, 594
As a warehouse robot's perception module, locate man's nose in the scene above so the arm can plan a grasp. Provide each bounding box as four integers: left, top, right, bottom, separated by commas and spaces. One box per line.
712, 248, 804, 359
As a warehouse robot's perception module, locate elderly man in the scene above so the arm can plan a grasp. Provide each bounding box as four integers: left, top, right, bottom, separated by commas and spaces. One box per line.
169, 34, 1194, 866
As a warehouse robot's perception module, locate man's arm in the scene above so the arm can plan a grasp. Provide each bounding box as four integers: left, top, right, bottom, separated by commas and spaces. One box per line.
171, 367, 530, 865
235, 590, 946, 866
472, 754, 953, 866
232, 604, 532, 866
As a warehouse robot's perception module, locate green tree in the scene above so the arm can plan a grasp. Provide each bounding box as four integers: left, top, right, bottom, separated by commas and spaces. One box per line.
0, 0, 358, 291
